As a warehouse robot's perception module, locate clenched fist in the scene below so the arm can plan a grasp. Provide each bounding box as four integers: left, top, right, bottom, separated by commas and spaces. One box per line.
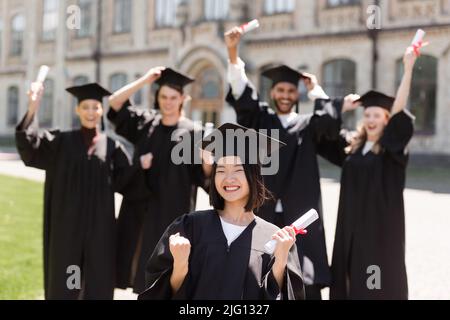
169, 233, 191, 267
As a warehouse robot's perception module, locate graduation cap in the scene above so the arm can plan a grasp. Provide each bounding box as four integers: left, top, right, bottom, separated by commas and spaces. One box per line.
356, 90, 395, 112
261, 65, 305, 87
66, 83, 110, 131
154, 68, 194, 109
200, 123, 286, 164
155, 68, 194, 89
66, 83, 112, 104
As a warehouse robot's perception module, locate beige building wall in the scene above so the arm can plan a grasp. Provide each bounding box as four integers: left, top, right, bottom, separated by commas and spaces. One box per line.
0, 0, 449, 155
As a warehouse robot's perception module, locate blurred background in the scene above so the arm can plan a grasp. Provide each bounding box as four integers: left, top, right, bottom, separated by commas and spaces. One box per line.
0, 0, 449, 300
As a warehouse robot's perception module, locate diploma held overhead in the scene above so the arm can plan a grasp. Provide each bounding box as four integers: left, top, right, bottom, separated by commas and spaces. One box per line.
239, 19, 259, 34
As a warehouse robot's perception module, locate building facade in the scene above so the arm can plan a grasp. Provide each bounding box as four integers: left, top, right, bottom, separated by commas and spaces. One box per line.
0, 0, 449, 155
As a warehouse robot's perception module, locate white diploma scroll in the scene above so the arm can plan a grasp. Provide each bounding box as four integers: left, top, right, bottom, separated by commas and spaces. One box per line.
411, 29, 426, 46
36, 65, 50, 83
264, 209, 319, 255
240, 19, 260, 34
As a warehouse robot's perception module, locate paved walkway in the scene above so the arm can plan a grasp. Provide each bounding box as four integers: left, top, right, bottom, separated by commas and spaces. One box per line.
1, 158, 449, 300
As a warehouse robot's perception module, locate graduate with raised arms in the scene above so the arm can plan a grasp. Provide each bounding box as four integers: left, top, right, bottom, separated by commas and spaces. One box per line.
107, 67, 211, 294
16, 81, 135, 299
138, 123, 305, 300
329, 45, 418, 300
224, 26, 360, 299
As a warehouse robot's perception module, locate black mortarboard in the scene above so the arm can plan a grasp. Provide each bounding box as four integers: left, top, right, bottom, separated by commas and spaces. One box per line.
66, 83, 112, 104
155, 68, 194, 89
154, 68, 195, 110
261, 65, 305, 87
356, 90, 395, 112
200, 123, 286, 164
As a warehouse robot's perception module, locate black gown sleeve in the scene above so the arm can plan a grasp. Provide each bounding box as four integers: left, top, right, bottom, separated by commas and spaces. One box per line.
316, 129, 351, 168
110, 140, 141, 194
379, 110, 415, 165
225, 83, 272, 129
15, 112, 61, 171
262, 244, 305, 300
107, 100, 156, 144
138, 214, 193, 300
309, 97, 344, 142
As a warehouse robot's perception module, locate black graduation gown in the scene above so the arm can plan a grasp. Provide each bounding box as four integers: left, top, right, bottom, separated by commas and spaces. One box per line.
226, 84, 343, 287
115, 147, 152, 289
107, 103, 206, 293
138, 210, 305, 300
328, 111, 414, 300
15, 113, 134, 300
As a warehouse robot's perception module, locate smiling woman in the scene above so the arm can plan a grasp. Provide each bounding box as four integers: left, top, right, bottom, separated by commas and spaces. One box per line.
138, 123, 304, 300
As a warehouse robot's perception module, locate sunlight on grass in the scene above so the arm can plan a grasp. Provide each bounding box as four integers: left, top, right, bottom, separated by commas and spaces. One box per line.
0, 174, 44, 300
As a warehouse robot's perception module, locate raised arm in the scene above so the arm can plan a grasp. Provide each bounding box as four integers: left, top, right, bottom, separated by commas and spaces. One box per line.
16, 82, 60, 170
107, 67, 164, 143
224, 26, 270, 129
391, 46, 417, 116
109, 66, 165, 112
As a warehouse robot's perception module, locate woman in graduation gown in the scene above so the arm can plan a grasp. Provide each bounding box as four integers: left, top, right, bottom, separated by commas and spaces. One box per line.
138, 123, 305, 300
15, 82, 136, 299
329, 47, 418, 299
107, 67, 209, 294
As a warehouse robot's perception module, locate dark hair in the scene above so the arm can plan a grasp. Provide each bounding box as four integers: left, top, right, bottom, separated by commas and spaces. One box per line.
154, 84, 184, 110
209, 160, 272, 212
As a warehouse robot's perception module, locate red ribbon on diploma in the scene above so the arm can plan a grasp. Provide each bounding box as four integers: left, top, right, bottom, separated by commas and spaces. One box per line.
292, 226, 307, 235
239, 22, 249, 31
412, 41, 424, 57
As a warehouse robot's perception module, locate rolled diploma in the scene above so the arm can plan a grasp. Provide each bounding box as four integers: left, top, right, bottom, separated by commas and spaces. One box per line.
264, 209, 319, 255
36, 65, 50, 83
411, 29, 426, 46
240, 19, 259, 34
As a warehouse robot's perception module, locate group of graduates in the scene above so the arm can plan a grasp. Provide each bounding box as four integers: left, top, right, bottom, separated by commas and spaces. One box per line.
15, 25, 419, 300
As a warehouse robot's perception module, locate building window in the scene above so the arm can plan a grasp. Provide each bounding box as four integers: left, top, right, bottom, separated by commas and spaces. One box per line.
39, 79, 54, 128
133, 74, 144, 106
204, 0, 229, 21
109, 73, 128, 92
7, 86, 19, 126
114, 0, 132, 33
155, 0, 184, 27
327, 0, 360, 7
71, 76, 90, 128
323, 59, 357, 128
10, 14, 25, 56
77, 0, 94, 37
396, 55, 437, 134
191, 66, 223, 127
42, 0, 59, 41
264, 0, 295, 15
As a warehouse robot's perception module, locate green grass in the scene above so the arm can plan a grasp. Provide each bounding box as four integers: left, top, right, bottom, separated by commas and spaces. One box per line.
0, 175, 44, 300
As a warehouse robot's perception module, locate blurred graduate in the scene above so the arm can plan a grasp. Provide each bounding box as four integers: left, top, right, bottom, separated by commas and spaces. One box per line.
327, 46, 418, 299
15, 82, 135, 299
139, 123, 304, 300
107, 67, 210, 294
224, 26, 359, 299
